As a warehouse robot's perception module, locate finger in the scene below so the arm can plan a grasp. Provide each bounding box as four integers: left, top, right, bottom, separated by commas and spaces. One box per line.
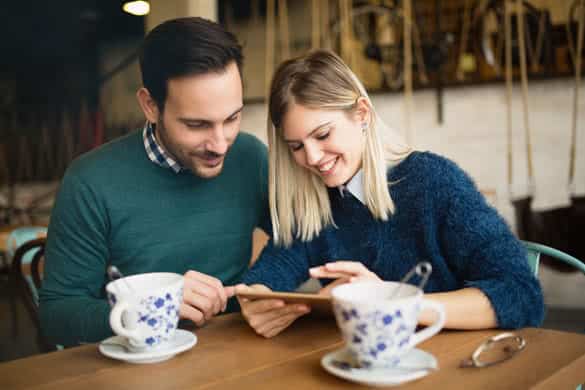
241, 298, 286, 316
235, 283, 273, 295
179, 303, 206, 326
323, 261, 369, 274
200, 277, 228, 312
234, 284, 250, 301
318, 277, 350, 296
234, 283, 271, 295
185, 271, 228, 310
185, 270, 226, 290
256, 309, 310, 338
349, 275, 380, 283
247, 303, 309, 329
224, 285, 236, 299
219, 285, 236, 313
235, 284, 284, 317
184, 278, 222, 315
234, 284, 274, 311
315, 262, 379, 281
263, 312, 306, 338
250, 284, 272, 292
184, 275, 223, 313
236, 295, 249, 306
309, 267, 354, 279
235, 285, 254, 307
183, 289, 219, 321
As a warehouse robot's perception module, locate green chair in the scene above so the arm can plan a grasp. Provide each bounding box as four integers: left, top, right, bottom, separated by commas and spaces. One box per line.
523, 241, 585, 277
523, 241, 584, 390
11, 237, 57, 352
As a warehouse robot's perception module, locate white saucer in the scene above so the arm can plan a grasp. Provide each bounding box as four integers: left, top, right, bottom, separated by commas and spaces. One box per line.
99, 329, 197, 364
321, 347, 438, 387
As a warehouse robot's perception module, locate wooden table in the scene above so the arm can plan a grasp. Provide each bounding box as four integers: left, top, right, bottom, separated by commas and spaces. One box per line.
1, 313, 585, 389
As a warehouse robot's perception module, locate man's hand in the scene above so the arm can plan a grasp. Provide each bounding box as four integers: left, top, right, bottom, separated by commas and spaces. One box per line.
180, 270, 235, 326
235, 284, 310, 338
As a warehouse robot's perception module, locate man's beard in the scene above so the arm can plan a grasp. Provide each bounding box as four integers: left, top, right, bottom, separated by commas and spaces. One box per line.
154, 122, 227, 178
188, 151, 226, 178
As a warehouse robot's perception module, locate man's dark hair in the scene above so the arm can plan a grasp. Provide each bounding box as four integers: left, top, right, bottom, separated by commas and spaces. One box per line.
139, 17, 243, 111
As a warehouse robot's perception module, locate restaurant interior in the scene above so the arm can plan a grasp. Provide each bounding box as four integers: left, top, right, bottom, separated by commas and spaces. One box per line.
0, 0, 584, 388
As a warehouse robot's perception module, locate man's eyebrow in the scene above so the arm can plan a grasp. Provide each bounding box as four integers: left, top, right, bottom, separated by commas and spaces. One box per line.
227, 106, 244, 119
178, 106, 244, 124
283, 121, 332, 143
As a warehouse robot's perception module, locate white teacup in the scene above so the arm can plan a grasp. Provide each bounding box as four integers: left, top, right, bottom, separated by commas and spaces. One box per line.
331, 281, 445, 369
106, 272, 184, 352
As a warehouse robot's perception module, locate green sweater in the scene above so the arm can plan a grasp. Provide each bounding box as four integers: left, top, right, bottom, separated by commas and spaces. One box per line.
39, 130, 268, 346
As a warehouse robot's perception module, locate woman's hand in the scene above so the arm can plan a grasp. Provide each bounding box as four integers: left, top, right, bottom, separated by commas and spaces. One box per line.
309, 261, 381, 296
235, 284, 311, 338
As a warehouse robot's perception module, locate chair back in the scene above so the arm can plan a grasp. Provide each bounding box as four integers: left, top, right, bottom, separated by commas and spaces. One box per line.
523, 241, 585, 276
5, 226, 47, 264
12, 237, 46, 306
10, 236, 54, 351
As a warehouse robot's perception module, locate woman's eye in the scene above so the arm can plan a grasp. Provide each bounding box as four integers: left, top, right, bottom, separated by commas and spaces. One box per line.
290, 143, 303, 152
316, 131, 330, 140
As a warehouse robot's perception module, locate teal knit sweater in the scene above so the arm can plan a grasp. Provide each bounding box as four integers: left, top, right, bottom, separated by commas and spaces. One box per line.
39, 130, 268, 346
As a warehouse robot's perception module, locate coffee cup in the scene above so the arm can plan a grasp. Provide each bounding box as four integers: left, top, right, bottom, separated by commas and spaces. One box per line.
106, 272, 183, 351
331, 281, 445, 369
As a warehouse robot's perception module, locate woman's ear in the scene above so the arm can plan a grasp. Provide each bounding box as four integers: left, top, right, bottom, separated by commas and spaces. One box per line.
354, 96, 371, 126
136, 87, 160, 124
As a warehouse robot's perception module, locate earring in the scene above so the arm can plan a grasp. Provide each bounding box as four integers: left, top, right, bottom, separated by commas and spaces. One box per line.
361, 123, 368, 133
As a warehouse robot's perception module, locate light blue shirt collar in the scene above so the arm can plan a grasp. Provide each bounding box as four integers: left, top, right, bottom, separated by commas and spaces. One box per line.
339, 169, 365, 205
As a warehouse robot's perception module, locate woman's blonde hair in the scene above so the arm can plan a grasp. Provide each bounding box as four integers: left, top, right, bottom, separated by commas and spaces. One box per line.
268, 50, 411, 246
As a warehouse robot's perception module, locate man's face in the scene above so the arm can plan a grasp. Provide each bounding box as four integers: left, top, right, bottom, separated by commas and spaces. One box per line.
154, 62, 243, 178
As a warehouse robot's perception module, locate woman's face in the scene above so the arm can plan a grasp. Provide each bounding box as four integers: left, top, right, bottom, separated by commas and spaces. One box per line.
281, 103, 365, 188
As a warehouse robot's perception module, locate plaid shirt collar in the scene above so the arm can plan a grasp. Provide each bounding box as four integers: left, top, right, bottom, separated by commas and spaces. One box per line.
142, 122, 183, 173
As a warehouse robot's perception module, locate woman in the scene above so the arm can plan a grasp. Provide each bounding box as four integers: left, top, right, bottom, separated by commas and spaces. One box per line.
236, 50, 543, 338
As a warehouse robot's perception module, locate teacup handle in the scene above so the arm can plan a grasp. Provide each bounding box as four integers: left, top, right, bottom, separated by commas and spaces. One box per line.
109, 301, 141, 342
409, 299, 445, 348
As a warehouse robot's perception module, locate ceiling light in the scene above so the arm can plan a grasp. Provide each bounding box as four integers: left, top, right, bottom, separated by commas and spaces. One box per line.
123, 1, 150, 16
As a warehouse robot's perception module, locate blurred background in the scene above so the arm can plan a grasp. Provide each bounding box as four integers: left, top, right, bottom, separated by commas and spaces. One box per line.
0, 0, 584, 361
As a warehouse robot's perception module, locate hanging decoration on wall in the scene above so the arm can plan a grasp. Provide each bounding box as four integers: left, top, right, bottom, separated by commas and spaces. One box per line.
508, 0, 585, 271
471, 0, 553, 78
330, 1, 428, 92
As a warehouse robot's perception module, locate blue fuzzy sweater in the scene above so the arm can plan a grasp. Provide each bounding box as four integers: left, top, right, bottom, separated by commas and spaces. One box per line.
242, 152, 544, 329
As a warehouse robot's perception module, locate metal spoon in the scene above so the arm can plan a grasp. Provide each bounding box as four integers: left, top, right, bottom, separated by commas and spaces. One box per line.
389, 262, 433, 299
106, 265, 136, 294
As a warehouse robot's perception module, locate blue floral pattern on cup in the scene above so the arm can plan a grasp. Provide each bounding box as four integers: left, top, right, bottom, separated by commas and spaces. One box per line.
107, 273, 184, 351
333, 302, 420, 368
133, 289, 182, 347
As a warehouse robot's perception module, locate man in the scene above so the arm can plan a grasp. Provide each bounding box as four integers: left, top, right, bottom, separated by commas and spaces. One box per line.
39, 17, 269, 347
